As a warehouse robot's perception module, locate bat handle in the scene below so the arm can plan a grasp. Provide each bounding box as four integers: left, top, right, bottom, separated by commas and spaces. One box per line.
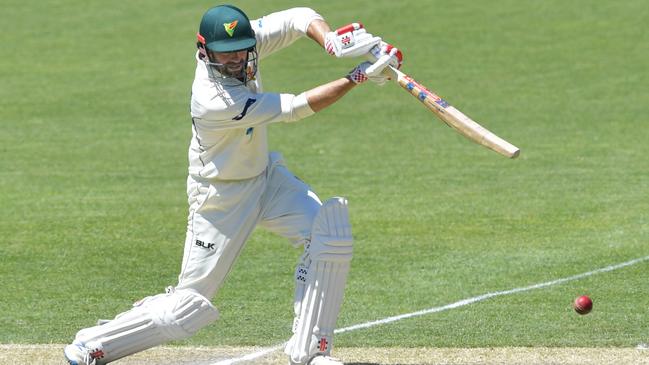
382, 65, 401, 81
365, 46, 401, 81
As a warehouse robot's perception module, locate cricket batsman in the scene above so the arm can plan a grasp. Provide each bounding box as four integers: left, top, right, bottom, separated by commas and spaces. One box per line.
64, 4, 402, 365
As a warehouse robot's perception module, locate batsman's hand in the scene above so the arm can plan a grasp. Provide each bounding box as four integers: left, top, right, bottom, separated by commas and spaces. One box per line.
324, 23, 382, 58
346, 47, 400, 85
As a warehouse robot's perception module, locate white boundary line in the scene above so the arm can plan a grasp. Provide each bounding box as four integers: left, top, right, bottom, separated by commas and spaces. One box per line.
212, 254, 649, 365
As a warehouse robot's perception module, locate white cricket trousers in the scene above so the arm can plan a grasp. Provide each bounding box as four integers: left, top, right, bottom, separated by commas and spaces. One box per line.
175, 152, 321, 299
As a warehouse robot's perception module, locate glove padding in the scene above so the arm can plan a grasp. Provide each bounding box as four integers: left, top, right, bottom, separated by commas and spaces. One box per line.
367, 41, 403, 69
324, 23, 382, 58
346, 47, 400, 85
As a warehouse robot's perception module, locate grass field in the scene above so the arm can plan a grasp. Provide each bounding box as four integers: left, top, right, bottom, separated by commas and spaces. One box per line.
2, 345, 649, 365
1, 0, 648, 364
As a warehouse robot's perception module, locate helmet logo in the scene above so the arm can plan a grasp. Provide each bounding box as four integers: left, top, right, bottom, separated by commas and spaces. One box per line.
223, 20, 238, 37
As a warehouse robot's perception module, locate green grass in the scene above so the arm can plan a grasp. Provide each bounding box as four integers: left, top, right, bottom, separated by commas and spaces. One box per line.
1, 0, 648, 350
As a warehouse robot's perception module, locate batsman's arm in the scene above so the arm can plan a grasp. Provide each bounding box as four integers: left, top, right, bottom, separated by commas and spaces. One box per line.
302, 51, 398, 112
304, 77, 356, 112
306, 19, 331, 48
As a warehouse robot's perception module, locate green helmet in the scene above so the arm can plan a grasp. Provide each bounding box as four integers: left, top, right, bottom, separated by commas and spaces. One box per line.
197, 4, 256, 53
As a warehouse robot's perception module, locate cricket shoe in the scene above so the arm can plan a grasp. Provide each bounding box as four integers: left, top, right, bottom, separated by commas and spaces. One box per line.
64, 340, 103, 365
309, 355, 344, 365
288, 355, 343, 365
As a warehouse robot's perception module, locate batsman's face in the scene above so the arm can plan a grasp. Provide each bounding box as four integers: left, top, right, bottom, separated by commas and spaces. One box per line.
209, 50, 247, 77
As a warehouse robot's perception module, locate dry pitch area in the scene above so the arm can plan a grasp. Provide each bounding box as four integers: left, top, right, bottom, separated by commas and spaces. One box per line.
2, 345, 648, 365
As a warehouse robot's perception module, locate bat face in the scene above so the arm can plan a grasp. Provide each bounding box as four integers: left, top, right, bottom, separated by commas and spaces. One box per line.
386, 66, 520, 159
404, 75, 449, 109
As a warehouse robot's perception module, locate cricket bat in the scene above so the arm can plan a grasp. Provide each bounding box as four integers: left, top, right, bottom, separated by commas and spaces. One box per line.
382, 65, 520, 159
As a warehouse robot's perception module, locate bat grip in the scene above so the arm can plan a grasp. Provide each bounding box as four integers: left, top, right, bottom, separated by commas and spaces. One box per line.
365, 46, 400, 80
381, 65, 400, 81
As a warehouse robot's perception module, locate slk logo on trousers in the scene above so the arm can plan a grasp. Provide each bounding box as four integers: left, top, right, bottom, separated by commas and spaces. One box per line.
195, 240, 215, 250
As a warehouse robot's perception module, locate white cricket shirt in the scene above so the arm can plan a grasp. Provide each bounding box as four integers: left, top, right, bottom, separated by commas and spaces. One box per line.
189, 8, 323, 180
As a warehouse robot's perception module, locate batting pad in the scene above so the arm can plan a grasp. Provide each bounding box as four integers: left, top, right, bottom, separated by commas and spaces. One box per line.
286, 197, 353, 364
74, 288, 218, 364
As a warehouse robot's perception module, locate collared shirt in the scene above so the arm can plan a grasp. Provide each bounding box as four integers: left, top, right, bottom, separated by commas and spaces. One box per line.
189, 7, 322, 180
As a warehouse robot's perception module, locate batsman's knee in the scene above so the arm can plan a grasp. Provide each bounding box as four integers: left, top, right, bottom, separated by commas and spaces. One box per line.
308, 197, 353, 262
73, 288, 219, 364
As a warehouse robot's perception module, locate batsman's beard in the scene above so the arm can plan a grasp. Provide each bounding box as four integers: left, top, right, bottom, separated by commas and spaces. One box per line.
205, 49, 258, 83
218, 61, 245, 77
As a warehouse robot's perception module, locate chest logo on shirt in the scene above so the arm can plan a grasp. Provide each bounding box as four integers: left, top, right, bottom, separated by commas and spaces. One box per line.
233, 98, 257, 120
224, 20, 238, 37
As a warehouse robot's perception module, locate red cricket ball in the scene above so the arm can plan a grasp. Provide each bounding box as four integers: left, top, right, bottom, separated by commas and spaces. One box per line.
573, 295, 593, 315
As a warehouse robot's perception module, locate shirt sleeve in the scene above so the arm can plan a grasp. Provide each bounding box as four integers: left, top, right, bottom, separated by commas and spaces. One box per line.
191, 85, 314, 131
252, 7, 324, 60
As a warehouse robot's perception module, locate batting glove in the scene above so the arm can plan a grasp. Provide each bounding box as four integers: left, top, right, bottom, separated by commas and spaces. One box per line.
324, 23, 382, 58
346, 47, 400, 85
368, 41, 403, 69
